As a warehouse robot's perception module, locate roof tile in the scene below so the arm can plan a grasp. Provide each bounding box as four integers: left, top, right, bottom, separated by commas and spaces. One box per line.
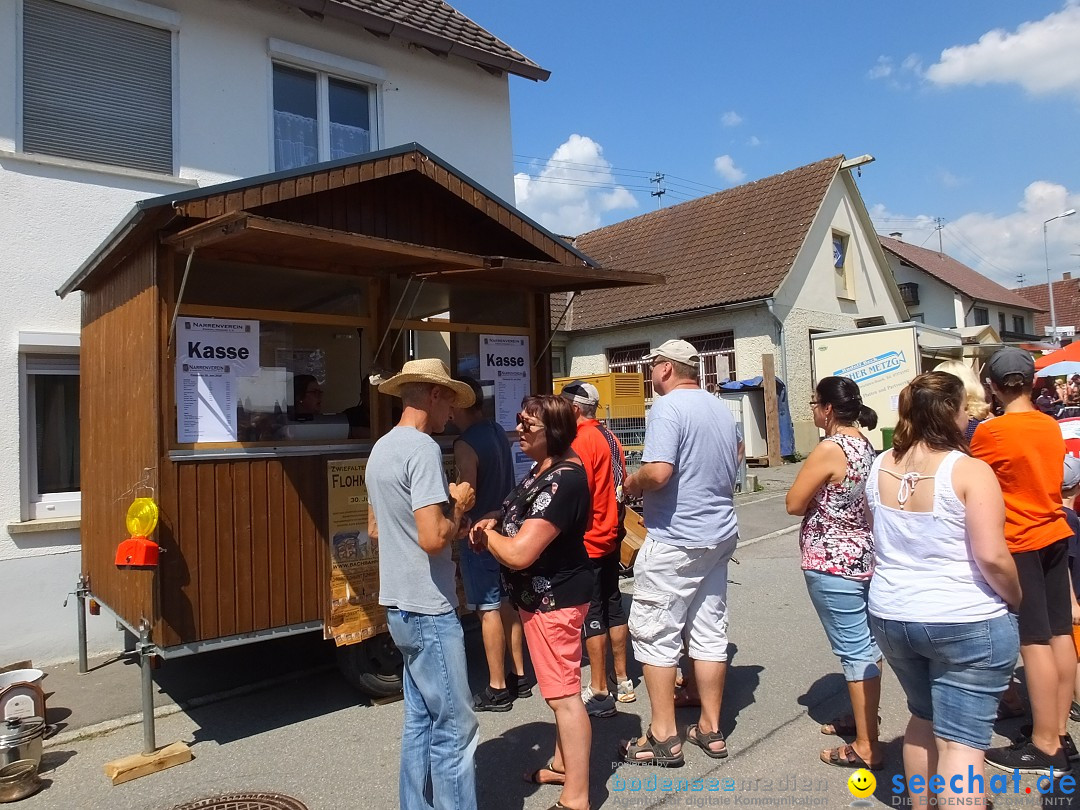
332, 0, 546, 78
567, 156, 842, 330
879, 235, 1041, 312
1018, 278, 1080, 334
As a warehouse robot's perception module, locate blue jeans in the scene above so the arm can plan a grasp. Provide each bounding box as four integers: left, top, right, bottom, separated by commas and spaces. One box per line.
803, 570, 882, 681
871, 613, 1019, 749
387, 608, 478, 810
459, 547, 503, 611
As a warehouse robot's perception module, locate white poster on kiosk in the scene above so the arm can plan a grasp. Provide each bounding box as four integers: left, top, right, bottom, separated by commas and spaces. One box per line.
176, 318, 260, 442
480, 334, 530, 433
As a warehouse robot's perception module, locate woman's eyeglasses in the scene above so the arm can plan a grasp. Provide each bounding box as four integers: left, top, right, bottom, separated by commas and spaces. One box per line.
516, 413, 544, 432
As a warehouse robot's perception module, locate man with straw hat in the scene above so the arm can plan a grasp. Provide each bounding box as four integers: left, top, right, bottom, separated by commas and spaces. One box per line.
366, 358, 479, 810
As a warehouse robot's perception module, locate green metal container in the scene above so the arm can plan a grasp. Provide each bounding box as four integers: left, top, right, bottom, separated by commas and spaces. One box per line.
880, 427, 895, 449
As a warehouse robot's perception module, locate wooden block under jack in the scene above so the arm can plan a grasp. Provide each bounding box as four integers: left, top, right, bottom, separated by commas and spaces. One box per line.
103, 741, 192, 785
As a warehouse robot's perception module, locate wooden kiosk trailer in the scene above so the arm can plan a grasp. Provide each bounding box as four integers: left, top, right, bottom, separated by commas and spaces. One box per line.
56, 144, 661, 751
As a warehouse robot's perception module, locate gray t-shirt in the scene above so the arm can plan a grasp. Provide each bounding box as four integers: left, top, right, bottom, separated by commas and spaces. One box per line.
642, 388, 739, 548
368, 426, 456, 614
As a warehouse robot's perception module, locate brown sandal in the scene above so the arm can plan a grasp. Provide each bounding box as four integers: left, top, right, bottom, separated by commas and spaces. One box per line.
621, 727, 685, 767
821, 743, 883, 771
525, 761, 565, 785
820, 715, 881, 736
686, 723, 728, 759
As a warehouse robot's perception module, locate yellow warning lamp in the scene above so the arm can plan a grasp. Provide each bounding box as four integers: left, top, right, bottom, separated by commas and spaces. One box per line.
115, 497, 160, 567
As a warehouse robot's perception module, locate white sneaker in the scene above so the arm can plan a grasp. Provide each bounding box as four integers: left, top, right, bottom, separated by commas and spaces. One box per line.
613, 677, 637, 703
580, 684, 597, 702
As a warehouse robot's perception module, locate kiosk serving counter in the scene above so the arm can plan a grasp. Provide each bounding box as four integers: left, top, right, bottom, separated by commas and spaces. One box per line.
57, 144, 661, 743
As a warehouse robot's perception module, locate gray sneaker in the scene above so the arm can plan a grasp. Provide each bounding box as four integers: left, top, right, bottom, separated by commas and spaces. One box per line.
608, 673, 637, 703
583, 690, 617, 718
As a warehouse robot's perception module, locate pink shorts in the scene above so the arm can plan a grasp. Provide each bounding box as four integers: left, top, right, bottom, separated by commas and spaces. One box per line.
520, 604, 587, 700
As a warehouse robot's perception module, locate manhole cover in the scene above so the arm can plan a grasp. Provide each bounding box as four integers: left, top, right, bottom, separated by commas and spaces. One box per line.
171, 793, 309, 810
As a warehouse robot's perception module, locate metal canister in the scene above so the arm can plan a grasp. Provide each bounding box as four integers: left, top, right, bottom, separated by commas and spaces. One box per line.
0, 719, 43, 769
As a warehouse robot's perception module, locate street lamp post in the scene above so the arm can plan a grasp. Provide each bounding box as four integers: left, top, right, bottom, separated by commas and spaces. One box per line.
1044, 208, 1077, 342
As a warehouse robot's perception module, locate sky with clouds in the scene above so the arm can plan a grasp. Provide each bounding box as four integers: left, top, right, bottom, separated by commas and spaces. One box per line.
453, 0, 1080, 290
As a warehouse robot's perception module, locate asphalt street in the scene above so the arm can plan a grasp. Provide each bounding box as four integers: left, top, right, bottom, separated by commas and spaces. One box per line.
18, 464, 1078, 810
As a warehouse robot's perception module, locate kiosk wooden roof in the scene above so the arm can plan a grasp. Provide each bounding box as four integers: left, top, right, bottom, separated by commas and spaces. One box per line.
61, 144, 661, 653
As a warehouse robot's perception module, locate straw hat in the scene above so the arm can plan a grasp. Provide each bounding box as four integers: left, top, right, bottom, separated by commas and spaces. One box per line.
377, 359, 475, 408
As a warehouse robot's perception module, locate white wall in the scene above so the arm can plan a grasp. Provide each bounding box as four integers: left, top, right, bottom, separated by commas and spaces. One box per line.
888, 257, 1035, 334
772, 173, 905, 452
0, 0, 516, 663
561, 172, 906, 456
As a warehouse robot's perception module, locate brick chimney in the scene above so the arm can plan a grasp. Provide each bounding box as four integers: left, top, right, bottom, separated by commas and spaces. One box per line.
1065, 272, 1073, 281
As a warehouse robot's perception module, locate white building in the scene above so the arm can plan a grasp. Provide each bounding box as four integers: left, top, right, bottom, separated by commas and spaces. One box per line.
558, 156, 909, 455
0, 0, 545, 664
879, 235, 1041, 340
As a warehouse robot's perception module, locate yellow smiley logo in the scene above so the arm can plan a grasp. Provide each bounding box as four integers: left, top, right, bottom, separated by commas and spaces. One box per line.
847, 768, 876, 798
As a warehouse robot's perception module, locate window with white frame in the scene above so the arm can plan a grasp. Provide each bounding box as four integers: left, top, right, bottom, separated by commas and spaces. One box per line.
832, 231, 853, 298
272, 63, 376, 171
21, 0, 174, 174
20, 345, 80, 520
686, 331, 736, 388
608, 343, 653, 401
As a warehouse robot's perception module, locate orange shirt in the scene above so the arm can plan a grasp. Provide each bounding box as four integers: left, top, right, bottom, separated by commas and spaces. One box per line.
970, 411, 1071, 553
570, 419, 619, 558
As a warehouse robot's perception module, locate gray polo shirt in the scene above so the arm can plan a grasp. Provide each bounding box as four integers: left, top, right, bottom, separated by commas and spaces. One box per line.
368, 426, 457, 614
642, 388, 740, 548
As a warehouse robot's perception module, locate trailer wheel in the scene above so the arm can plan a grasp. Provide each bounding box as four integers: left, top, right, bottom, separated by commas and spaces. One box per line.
336, 634, 403, 698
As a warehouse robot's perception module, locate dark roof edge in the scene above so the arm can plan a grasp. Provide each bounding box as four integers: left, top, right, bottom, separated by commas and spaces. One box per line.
560, 296, 771, 334
284, 0, 550, 81
879, 242, 1042, 312
58, 143, 592, 297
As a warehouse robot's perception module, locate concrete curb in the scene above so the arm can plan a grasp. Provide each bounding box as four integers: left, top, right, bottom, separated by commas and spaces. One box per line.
44, 664, 335, 749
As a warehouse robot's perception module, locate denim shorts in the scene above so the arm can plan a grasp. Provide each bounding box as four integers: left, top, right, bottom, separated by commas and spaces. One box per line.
870, 612, 1019, 749
803, 570, 881, 682
459, 546, 503, 611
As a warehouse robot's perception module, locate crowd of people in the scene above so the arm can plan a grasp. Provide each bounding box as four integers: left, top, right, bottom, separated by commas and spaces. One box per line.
362, 340, 1078, 810
365, 338, 742, 810
787, 347, 1078, 808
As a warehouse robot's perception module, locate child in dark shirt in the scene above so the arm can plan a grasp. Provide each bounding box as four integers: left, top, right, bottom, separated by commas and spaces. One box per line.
1064, 455, 1080, 721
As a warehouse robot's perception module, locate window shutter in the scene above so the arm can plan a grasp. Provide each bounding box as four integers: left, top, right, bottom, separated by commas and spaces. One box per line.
23, 0, 173, 173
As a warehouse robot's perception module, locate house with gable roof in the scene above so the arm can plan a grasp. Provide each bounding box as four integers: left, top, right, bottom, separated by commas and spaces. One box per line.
554, 155, 910, 456
0, 0, 545, 663
1014, 276, 1080, 341
879, 235, 1042, 340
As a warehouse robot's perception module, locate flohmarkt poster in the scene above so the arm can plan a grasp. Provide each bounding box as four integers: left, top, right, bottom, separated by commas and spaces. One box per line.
326, 458, 383, 644
175, 317, 259, 442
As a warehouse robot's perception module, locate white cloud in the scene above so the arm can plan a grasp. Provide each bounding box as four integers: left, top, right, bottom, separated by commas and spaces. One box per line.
513, 134, 638, 235
747, 135, 762, 147
721, 111, 743, 127
868, 56, 893, 80
925, 4, 1080, 96
939, 170, 965, 189
869, 180, 1080, 286
713, 154, 746, 184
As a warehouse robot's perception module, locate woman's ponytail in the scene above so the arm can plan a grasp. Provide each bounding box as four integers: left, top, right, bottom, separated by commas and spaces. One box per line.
858, 404, 878, 431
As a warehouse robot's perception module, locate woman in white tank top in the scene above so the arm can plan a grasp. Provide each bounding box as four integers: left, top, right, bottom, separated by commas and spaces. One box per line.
867, 371, 1021, 806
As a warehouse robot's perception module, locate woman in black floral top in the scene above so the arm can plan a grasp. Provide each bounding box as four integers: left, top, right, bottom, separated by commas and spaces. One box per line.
786, 376, 882, 772
471, 394, 592, 810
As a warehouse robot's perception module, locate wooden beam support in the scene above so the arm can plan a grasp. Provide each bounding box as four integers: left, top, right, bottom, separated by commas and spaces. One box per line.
103, 741, 192, 785
762, 353, 783, 467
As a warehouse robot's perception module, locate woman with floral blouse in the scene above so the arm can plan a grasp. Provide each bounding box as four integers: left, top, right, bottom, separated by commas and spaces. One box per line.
786, 376, 882, 771
472, 394, 592, 810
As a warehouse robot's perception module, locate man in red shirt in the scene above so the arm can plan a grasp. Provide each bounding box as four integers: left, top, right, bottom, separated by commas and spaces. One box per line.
560, 381, 634, 718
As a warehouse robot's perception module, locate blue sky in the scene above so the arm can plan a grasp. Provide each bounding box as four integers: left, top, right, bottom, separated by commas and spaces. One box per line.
452, 1, 1080, 289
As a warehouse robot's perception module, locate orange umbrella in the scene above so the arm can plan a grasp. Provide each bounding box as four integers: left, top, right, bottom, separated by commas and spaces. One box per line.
1034, 341, 1080, 370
